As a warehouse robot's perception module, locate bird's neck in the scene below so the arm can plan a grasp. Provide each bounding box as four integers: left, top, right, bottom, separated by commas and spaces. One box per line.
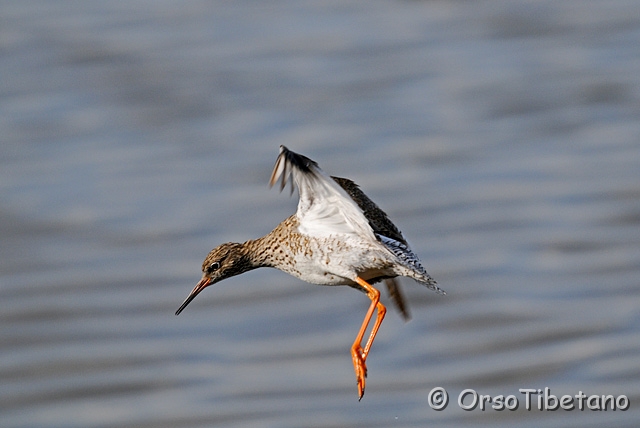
240, 237, 275, 269
240, 214, 299, 269
241, 215, 298, 269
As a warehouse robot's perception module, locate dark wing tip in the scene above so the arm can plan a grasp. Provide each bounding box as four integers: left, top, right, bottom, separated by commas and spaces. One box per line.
279, 145, 318, 174
269, 146, 320, 193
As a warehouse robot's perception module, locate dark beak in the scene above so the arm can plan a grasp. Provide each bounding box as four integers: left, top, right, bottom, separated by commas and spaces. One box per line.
175, 277, 211, 315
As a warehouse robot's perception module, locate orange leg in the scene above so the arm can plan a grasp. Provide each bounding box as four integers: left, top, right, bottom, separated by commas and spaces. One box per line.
351, 276, 387, 400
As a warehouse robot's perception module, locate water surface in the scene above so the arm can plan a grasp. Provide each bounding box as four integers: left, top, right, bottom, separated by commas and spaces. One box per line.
1, 1, 639, 427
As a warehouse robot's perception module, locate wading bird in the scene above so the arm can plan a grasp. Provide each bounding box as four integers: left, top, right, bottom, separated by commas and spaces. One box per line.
176, 146, 443, 399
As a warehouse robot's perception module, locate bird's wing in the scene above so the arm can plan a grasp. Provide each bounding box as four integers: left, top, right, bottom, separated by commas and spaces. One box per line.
331, 177, 413, 319
331, 176, 408, 246
270, 146, 375, 240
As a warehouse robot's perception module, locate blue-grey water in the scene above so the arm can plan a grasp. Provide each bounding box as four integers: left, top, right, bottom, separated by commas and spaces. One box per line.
2, 1, 639, 427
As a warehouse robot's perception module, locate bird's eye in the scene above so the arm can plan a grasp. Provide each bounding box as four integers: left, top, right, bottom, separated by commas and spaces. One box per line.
206, 262, 220, 274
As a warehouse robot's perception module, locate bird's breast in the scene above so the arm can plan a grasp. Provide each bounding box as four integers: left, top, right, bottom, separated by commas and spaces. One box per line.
272, 234, 396, 286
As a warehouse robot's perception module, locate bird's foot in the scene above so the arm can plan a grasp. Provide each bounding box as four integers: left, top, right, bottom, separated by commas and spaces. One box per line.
351, 346, 368, 400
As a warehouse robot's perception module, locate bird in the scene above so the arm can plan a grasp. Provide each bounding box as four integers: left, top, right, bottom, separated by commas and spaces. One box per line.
175, 145, 444, 400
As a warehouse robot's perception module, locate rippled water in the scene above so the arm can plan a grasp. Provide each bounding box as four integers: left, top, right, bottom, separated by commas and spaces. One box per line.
2, 1, 640, 427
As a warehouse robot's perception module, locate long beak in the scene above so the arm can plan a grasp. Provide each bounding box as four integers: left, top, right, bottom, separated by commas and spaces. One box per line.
175, 277, 211, 315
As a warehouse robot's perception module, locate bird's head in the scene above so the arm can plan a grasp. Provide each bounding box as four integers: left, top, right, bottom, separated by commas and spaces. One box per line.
175, 242, 250, 315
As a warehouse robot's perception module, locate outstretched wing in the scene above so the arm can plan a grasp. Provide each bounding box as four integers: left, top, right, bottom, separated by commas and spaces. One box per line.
269, 146, 375, 240
334, 175, 442, 296
332, 177, 412, 320
330, 176, 407, 245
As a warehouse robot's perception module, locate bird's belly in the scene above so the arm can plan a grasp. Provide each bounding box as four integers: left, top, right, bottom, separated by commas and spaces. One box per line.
281, 237, 395, 286
289, 268, 349, 286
